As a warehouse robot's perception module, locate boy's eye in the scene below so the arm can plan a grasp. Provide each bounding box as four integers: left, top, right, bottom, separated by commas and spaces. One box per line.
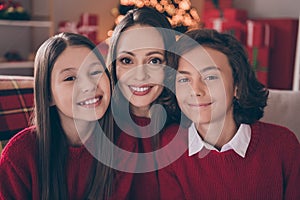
177, 77, 189, 83
120, 57, 132, 65
149, 58, 162, 65
204, 75, 219, 81
64, 76, 76, 81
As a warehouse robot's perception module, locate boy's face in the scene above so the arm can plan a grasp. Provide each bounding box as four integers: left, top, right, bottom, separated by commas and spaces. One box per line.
176, 46, 236, 126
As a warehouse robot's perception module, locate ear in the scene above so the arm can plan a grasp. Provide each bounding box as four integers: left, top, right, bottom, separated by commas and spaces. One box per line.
234, 86, 238, 98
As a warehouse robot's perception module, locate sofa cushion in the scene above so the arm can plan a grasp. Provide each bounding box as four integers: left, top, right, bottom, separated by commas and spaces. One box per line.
261, 89, 300, 141
0, 75, 34, 141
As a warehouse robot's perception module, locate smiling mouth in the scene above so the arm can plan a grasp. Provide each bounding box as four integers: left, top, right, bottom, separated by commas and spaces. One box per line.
188, 102, 212, 107
77, 97, 102, 107
129, 85, 152, 96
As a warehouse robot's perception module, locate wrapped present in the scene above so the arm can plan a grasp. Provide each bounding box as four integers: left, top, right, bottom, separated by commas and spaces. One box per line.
58, 21, 78, 33
254, 19, 298, 90
247, 47, 270, 86
203, 8, 248, 23
204, 0, 233, 10
205, 18, 247, 45
77, 13, 98, 43
246, 20, 271, 48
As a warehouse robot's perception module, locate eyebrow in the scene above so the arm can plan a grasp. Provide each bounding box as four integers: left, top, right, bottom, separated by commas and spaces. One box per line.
145, 51, 164, 56
60, 67, 76, 74
178, 66, 220, 75
118, 50, 164, 57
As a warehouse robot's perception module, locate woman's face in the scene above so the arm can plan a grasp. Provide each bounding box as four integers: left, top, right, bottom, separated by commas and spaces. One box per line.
51, 46, 111, 125
115, 25, 165, 116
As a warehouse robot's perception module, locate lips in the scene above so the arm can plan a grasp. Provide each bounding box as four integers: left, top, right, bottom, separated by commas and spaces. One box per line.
188, 102, 212, 108
77, 96, 102, 108
129, 85, 153, 96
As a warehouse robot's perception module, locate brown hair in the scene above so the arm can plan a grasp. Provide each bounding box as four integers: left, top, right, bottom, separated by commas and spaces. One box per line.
33, 32, 114, 199
107, 7, 178, 149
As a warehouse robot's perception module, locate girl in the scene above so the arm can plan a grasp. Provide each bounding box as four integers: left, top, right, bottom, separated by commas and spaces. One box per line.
107, 7, 178, 199
158, 29, 300, 199
0, 32, 118, 199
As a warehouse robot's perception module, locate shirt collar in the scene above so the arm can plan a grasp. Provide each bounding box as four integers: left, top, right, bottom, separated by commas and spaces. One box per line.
188, 123, 251, 158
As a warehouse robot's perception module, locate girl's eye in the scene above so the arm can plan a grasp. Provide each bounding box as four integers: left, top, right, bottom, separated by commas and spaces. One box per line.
64, 76, 76, 81
204, 75, 219, 81
149, 58, 162, 65
90, 70, 103, 76
120, 57, 132, 65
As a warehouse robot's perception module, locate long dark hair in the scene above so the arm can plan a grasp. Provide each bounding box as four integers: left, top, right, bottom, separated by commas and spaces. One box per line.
172, 29, 269, 126
33, 32, 114, 199
107, 7, 178, 149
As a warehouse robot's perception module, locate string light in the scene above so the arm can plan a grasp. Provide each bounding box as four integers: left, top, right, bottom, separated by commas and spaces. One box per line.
110, 0, 201, 35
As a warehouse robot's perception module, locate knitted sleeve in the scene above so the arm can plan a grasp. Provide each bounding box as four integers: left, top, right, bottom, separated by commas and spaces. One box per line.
0, 127, 38, 199
281, 129, 300, 199
158, 161, 185, 200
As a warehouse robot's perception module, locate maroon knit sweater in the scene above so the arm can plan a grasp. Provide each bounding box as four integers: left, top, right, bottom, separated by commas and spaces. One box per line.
116, 115, 160, 200
0, 126, 132, 200
158, 121, 300, 200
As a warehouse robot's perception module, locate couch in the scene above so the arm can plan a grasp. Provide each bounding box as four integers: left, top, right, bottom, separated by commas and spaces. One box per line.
261, 89, 300, 141
0, 75, 34, 153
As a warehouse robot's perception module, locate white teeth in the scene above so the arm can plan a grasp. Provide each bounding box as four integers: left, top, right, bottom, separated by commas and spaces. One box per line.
79, 98, 99, 105
130, 86, 150, 92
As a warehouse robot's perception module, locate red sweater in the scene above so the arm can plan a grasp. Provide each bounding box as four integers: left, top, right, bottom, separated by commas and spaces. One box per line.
158, 122, 300, 200
116, 115, 160, 200
0, 126, 131, 200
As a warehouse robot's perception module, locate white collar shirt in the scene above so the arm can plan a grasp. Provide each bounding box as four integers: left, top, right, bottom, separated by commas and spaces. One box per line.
188, 123, 251, 158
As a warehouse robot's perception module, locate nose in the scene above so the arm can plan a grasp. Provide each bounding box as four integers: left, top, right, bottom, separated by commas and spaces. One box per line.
191, 80, 207, 97
78, 76, 97, 93
134, 64, 149, 81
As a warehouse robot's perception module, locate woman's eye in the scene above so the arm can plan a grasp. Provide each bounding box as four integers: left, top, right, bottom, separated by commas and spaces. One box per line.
149, 58, 162, 65
64, 76, 76, 81
120, 57, 132, 65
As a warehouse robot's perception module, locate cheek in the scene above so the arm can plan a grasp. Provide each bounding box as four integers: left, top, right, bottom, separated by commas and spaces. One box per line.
99, 76, 111, 97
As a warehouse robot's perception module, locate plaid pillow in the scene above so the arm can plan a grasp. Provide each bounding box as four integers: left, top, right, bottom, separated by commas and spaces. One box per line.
0, 76, 34, 141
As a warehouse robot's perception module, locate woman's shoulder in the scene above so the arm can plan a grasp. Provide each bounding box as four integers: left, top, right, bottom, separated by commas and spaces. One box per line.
161, 123, 188, 147
1, 126, 38, 160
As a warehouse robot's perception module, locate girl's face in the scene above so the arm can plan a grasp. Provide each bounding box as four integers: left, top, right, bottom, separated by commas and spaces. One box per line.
176, 47, 236, 126
115, 25, 165, 116
51, 46, 111, 125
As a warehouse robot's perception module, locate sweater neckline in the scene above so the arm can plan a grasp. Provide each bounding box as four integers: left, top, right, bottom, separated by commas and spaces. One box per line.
196, 122, 261, 161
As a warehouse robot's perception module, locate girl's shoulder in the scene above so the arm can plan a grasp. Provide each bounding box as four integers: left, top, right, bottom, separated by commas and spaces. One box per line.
1, 126, 38, 159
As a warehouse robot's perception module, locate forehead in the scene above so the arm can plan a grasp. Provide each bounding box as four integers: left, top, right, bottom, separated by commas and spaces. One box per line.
54, 46, 98, 67
117, 25, 165, 53
178, 46, 230, 72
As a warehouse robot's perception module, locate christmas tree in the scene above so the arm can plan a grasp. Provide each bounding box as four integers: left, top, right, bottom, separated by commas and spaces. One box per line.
110, 0, 201, 35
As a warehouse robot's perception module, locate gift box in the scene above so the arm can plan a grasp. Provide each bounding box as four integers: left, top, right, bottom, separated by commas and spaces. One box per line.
204, 0, 233, 10
247, 47, 270, 86
246, 20, 271, 48
58, 21, 78, 33
205, 18, 247, 45
254, 19, 298, 90
203, 8, 248, 24
77, 13, 99, 43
